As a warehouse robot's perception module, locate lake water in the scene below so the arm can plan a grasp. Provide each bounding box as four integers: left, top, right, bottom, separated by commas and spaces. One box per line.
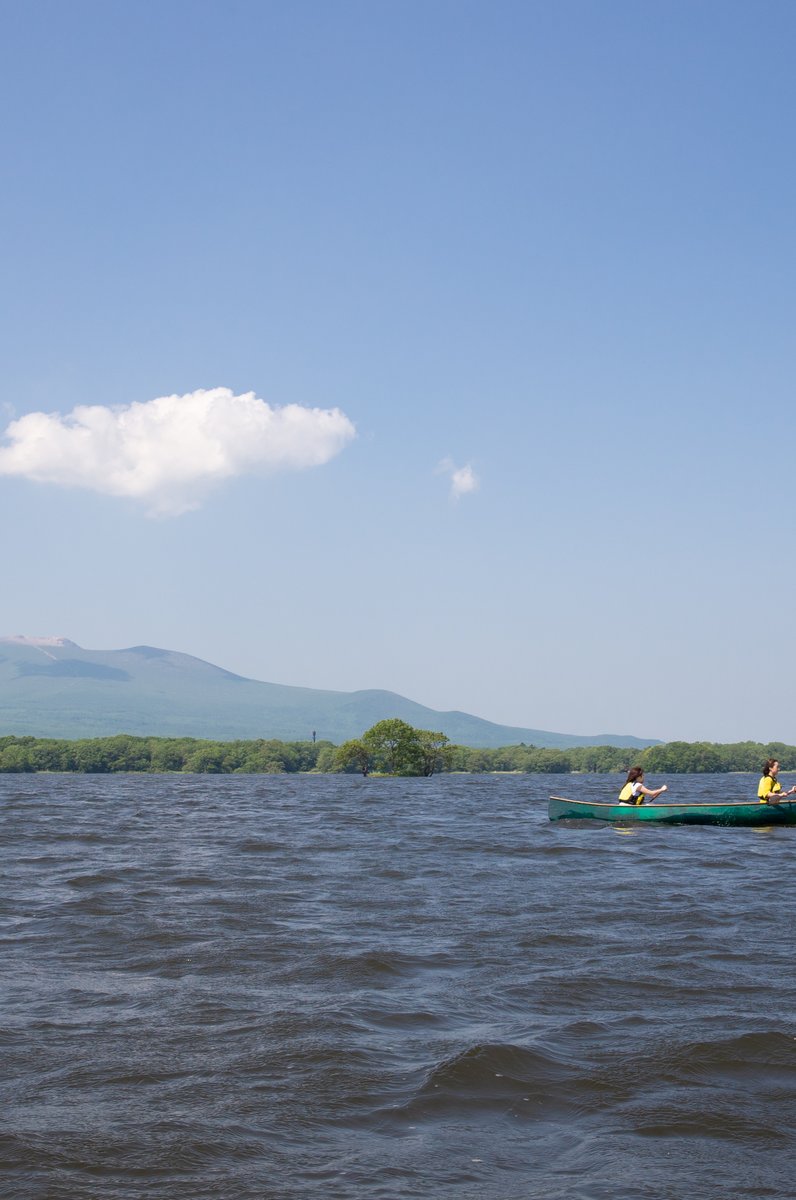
2, 772, 796, 1199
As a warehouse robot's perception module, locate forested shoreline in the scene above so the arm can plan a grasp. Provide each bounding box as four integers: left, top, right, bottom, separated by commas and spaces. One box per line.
1, 727, 794, 776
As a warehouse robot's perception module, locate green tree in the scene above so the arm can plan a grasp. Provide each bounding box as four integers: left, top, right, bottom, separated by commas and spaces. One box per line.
149, 738, 196, 771
103, 735, 153, 772
454, 746, 494, 772
335, 739, 373, 776
314, 744, 338, 773
0, 744, 34, 772
362, 718, 421, 775
414, 729, 452, 776
73, 740, 114, 773
183, 745, 227, 773
236, 743, 287, 772
525, 748, 571, 773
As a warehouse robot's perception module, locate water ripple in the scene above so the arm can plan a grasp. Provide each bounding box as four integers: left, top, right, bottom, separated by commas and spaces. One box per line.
3, 772, 796, 1198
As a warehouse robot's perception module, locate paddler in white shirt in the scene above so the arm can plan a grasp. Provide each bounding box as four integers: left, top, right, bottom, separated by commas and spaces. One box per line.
618, 766, 668, 806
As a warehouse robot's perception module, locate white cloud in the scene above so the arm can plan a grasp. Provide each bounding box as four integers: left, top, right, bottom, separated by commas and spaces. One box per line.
437, 457, 480, 501
0, 387, 356, 516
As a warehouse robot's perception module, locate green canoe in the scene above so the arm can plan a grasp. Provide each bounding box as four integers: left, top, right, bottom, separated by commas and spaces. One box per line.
548, 795, 796, 827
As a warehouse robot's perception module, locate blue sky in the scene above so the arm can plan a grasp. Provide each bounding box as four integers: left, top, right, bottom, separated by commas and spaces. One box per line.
2, 0, 795, 743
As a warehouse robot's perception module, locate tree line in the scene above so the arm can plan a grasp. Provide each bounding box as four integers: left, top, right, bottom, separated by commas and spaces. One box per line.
0, 724, 794, 775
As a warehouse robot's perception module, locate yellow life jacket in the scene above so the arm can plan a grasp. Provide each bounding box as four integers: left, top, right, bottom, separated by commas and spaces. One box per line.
618, 781, 643, 805
758, 775, 782, 802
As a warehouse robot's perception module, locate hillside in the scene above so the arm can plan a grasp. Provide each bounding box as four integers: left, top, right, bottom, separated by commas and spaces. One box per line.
0, 637, 656, 749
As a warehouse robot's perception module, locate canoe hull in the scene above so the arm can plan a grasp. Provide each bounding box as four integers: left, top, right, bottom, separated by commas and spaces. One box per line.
548, 795, 796, 827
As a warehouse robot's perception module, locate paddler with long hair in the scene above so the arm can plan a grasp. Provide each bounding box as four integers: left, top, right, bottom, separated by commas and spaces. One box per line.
757, 759, 796, 804
618, 766, 668, 806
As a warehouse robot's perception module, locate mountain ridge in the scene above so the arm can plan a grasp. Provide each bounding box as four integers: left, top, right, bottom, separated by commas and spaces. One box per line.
0, 636, 658, 749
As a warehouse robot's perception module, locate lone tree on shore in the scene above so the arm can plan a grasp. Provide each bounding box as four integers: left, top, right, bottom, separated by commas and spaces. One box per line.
334, 719, 451, 777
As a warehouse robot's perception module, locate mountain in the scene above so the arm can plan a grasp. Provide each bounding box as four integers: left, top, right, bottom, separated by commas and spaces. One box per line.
0, 637, 657, 749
